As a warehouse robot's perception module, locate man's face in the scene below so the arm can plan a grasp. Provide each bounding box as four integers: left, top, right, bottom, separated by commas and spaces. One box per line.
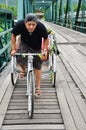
25, 21, 37, 33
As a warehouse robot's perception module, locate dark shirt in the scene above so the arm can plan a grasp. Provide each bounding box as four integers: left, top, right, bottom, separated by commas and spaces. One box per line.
12, 20, 48, 50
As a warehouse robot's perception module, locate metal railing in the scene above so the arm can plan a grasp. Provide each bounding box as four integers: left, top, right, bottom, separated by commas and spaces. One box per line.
0, 28, 12, 71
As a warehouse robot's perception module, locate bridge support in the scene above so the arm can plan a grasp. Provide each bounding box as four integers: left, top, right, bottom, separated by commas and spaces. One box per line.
65, 0, 73, 28
59, 0, 65, 26
17, 0, 33, 20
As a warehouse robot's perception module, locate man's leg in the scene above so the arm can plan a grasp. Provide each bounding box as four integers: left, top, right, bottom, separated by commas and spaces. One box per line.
17, 65, 26, 78
34, 69, 42, 95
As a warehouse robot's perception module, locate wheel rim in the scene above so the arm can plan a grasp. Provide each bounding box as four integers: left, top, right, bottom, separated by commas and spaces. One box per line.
27, 72, 34, 119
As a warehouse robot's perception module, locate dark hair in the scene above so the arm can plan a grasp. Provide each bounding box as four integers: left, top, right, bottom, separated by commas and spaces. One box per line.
25, 13, 38, 23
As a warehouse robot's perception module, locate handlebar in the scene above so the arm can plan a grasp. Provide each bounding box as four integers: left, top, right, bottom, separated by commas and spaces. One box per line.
11, 52, 48, 61
12, 52, 43, 59
14, 52, 42, 56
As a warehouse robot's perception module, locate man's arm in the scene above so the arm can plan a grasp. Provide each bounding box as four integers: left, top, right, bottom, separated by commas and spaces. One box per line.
42, 37, 49, 61
11, 34, 16, 55
43, 37, 49, 50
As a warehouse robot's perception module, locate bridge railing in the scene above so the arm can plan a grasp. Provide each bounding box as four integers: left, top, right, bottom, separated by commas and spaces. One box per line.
0, 28, 12, 71
53, 17, 86, 34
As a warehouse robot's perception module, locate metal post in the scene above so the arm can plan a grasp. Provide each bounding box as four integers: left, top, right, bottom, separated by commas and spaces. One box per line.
52, 1, 54, 21
65, 0, 73, 28
81, 0, 85, 32
75, 0, 81, 30
28, 0, 33, 13
17, 0, 24, 20
69, 0, 73, 29
45, 5, 52, 21
59, 0, 64, 26
53, 2, 55, 22
55, 0, 58, 23
24, 0, 28, 16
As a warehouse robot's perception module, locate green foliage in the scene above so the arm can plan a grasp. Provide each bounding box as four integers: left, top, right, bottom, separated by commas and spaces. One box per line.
0, 4, 17, 18
0, 28, 3, 33
73, 4, 78, 12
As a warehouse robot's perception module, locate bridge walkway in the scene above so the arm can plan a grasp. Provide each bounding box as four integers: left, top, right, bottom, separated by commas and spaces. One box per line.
0, 22, 86, 130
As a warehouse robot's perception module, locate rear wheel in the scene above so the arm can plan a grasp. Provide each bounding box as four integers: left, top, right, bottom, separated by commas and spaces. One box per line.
27, 71, 34, 119
50, 52, 56, 87
51, 71, 56, 87
11, 72, 17, 85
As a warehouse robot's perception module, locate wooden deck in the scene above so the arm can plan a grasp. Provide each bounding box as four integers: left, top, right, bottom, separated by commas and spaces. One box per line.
0, 22, 86, 130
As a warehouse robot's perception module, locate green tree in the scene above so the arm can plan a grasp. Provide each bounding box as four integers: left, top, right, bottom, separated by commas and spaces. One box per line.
0, 4, 17, 18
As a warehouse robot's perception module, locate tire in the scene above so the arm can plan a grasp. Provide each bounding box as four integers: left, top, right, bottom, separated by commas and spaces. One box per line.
11, 71, 18, 86
27, 71, 34, 119
51, 71, 56, 87
11, 73, 15, 86
11, 56, 18, 86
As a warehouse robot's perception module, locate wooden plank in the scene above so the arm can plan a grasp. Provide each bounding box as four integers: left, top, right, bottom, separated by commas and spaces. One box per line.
62, 81, 86, 130
74, 62, 86, 78
9, 101, 58, 106
69, 62, 86, 82
12, 91, 56, 96
3, 118, 63, 125
0, 74, 11, 103
58, 45, 74, 62
0, 63, 11, 87
69, 83, 86, 122
8, 105, 59, 110
10, 98, 57, 102
55, 33, 68, 43
6, 109, 60, 114
74, 44, 86, 56
57, 61, 72, 82
0, 81, 14, 128
5, 113, 62, 120
1, 124, 65, 130
11, 95, 56, 99
60, 54, 86, 98
59, 45, 86, 62
14, 87, 56, 92
56, 62, 65, 81
15, 83, 52, 87
56, 82, 77, 130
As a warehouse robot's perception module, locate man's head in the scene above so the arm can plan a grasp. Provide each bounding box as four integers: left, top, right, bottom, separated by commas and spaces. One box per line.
25, 13, 38, 33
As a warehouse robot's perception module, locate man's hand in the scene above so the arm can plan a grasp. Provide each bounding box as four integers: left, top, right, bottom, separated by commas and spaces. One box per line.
41, 49, 48, 61
11, 50, 16, 56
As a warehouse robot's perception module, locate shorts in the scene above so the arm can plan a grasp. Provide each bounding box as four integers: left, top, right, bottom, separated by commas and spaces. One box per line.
16, 42, 43, 70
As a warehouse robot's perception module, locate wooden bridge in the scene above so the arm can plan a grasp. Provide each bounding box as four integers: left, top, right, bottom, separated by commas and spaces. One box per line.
0, 22, 86, 130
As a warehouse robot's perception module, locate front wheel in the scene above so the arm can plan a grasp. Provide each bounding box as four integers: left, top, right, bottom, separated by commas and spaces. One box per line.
11, 56, 18, 86
11, 71, 18, 86
11, 73, 15, 86
27, 71, 34, 119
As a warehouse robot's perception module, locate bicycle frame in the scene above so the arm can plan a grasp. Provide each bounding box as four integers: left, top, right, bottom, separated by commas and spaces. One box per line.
11, 45, 57, 116
49, 34, 57, 73
26, 55, 34, 95
11, 52, 41, 118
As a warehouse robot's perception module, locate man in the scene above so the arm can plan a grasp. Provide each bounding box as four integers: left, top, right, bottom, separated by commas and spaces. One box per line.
11, 13, 49, 96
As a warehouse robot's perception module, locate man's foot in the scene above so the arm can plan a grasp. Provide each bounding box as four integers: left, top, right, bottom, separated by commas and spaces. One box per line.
18, 72, 26, 79
35, 88, 42, 97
